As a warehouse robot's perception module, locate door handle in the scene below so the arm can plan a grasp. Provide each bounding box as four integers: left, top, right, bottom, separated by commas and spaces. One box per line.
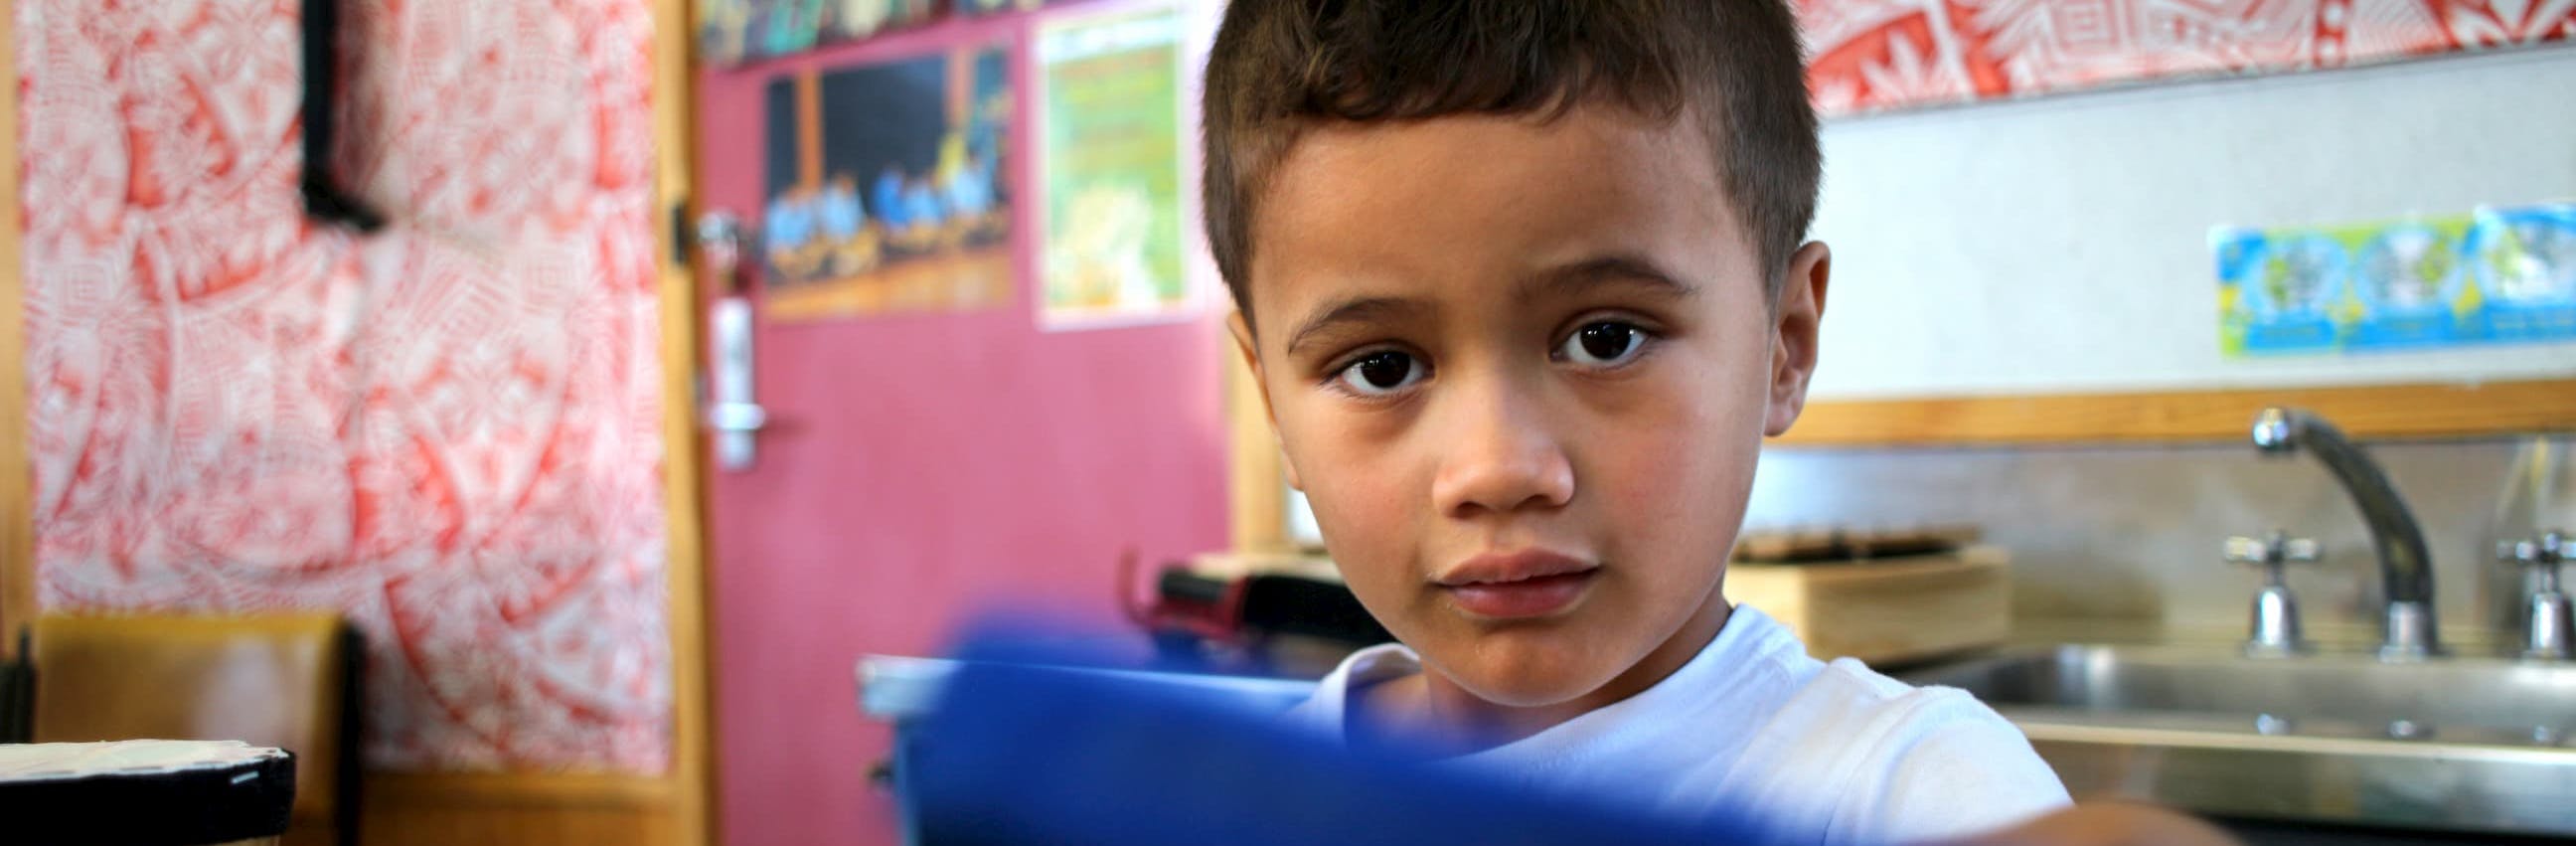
698, 212, 766, 471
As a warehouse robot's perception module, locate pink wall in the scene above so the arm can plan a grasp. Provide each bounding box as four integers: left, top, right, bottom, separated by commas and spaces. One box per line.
18, 0, 672, 771
694, 12, 1232, 846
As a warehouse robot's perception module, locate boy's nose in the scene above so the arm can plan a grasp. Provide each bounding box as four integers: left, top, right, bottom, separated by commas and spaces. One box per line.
1429, 380, 1575, 520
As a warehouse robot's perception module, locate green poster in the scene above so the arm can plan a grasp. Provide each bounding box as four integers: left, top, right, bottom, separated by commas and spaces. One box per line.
1037, 5, 1194, 329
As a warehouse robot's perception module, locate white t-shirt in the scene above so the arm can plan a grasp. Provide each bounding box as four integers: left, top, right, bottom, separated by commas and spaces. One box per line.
1282, 605, 2071, 845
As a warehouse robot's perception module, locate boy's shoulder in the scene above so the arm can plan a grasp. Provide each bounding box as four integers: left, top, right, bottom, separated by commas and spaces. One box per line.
1778, 653, 1995, 732
1730, 654, 2070, 844
1690, 612, 2036, 771
1283, 608, 2067, 841
1569, 608, 2065, 842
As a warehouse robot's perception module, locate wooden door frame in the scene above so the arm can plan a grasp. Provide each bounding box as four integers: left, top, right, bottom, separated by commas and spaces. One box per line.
1, 0, 33, 651
651, 0, 718, 841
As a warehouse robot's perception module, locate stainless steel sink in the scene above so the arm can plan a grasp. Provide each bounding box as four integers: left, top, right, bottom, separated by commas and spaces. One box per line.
1902, 644, 2576, 837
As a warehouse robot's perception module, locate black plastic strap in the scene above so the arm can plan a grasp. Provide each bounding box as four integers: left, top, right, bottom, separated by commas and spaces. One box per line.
301, 0, 384, 231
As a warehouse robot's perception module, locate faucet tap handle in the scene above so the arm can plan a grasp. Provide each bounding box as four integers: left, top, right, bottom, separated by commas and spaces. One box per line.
2496, 531, 2565, 570
2227, 531, 2321, 569
2230, 530, 2317, 657
2497, 531, 2572, 661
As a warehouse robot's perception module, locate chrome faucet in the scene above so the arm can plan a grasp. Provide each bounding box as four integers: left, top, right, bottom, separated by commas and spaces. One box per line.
2226, 530, 2319, 657
2497, 532, 2570, 661
2251, 408, 2442, 660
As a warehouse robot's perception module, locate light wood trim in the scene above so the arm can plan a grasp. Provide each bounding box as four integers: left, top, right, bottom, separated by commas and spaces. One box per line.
369, 771, 677, 809
363, 805, 666, 846
1224, 336, 1291, 552
363, 772, 672, 846
1776, 378, 2576, 446
650, 0, 714, 842
0, 0, 33, 655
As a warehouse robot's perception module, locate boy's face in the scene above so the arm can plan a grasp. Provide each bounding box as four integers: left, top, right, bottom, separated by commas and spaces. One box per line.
1232, 104, 1828, 708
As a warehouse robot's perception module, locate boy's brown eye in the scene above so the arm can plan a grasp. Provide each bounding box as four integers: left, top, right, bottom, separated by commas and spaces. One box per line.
1336, 351, 1427, 396
1562, 322, 1648, 367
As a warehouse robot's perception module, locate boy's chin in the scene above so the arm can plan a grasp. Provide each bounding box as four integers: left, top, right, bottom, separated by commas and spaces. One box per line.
1429, 638, 1627, 709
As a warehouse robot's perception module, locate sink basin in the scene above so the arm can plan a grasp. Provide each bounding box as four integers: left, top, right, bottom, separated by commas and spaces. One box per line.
1903, 645, 2576, 837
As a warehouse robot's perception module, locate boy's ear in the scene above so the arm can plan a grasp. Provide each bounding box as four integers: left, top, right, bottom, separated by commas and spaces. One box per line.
1226, 310, 1302, 491
1763, 242, 1831, 437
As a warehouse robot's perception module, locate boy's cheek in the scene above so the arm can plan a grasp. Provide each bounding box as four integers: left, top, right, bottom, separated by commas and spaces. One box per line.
1298, 462, 1421, 571
1597, 443, 1749, 576
1596, 377, 1762, 510
1585, 399, 1764, 587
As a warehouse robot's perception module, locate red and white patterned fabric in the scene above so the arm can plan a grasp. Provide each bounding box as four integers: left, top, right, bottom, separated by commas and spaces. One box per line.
1805, 0, 2576, 115
19, 0, 671, 772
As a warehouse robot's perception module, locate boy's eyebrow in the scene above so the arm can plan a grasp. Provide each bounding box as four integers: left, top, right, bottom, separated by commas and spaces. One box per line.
1279, 256, 1694, 356
1283, 295, 1428, 357
1521, 254, 1701, 301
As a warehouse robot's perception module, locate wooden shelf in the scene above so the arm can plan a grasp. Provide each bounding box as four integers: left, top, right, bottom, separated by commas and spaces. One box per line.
1775, 378, 2576, 446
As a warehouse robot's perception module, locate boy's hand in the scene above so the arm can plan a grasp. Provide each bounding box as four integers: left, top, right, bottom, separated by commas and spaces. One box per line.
1948, 803, 2243, 846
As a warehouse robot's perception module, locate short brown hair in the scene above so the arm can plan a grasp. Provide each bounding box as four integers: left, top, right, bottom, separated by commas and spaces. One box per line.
1202, 0, 1821, 329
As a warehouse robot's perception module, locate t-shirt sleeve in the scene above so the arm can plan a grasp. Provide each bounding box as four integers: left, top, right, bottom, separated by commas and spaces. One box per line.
1840, 692, 2073, 845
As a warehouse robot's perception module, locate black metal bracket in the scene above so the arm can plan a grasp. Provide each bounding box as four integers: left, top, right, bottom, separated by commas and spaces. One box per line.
301, 0, 384, 232
671, 201, 694, 266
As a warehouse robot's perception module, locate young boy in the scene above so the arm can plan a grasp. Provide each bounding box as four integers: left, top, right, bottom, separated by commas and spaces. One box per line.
1204, 2, 2077, 843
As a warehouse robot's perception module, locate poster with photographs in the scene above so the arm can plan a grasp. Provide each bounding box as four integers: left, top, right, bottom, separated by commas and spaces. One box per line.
2215, 201, 2576, 358
699, 0, 949, 67
1034, 4, 1198, 330
760, 42, 1016, 321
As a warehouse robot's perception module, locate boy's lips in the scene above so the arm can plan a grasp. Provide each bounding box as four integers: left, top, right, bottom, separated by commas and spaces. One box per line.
1434, 550, 1599, 619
